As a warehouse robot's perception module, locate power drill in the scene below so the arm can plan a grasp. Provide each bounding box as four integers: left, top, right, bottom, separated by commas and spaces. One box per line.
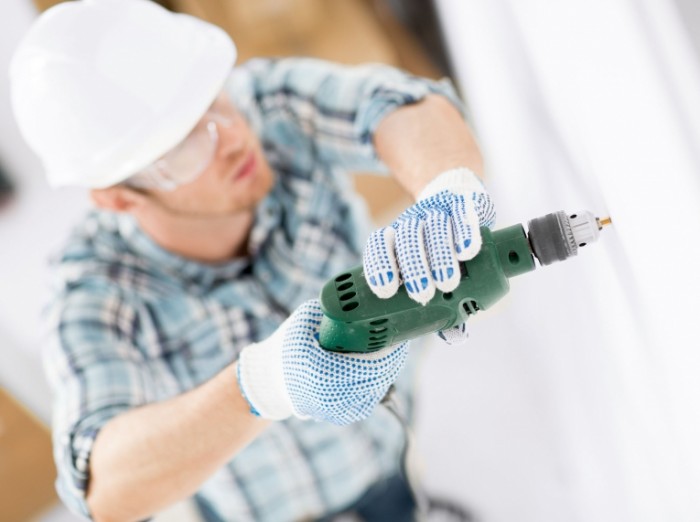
318, 210, 611, 353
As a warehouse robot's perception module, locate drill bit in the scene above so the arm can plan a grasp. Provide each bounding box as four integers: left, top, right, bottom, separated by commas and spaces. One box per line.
597, 216, 612, 228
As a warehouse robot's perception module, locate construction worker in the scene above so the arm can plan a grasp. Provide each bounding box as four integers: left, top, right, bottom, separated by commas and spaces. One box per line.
10, 0, 495, 520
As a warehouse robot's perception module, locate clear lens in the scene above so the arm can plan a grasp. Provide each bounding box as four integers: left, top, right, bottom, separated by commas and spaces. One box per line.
161, 120, 218, 185
126, 163, 177, 191
125, 93, 235, 191
126, 121, 218, 191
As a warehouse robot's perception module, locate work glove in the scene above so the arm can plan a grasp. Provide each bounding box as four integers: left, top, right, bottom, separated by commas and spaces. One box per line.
237, 299, 409, 425
363, 167, 496, 344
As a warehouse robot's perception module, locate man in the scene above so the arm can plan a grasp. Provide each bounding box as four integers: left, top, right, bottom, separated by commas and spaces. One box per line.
10, 0, 494, 520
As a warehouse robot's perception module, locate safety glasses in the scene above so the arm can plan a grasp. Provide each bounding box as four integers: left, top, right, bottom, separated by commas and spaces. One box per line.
125, 94, 233, 191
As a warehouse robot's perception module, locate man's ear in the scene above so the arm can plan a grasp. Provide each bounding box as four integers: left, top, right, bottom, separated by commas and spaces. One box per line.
90, 185, 147, 213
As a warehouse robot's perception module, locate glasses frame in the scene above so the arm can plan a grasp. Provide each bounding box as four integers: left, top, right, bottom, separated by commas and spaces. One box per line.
125, 93, 233, 191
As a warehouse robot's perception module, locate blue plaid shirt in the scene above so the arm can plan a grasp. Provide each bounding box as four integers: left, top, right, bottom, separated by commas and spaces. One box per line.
43, 57, 463, 521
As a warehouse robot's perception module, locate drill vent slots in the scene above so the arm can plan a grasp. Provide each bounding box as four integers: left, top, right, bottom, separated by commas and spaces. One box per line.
334, 273, 359, 312
463, 300, 480, 315
366, 318, 389, 350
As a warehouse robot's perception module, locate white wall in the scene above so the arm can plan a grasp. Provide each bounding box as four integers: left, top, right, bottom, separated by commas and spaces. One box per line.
0, 0, 89, 421
418, 0, 700, 521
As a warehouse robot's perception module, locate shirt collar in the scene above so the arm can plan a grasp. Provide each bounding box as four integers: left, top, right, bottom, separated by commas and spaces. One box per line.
113, 189, 282, 288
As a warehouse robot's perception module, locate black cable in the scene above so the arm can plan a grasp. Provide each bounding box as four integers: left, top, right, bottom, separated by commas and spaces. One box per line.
381, 384, 430, 521
0, 159, 15, 211
381, 385, 476, 522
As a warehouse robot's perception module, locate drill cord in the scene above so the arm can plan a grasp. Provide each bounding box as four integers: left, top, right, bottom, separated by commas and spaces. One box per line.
381, 385, 430, 521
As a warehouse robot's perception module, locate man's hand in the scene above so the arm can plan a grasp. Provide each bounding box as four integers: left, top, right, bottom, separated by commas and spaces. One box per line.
237, 300, 408, 425
363, 168, 495, 306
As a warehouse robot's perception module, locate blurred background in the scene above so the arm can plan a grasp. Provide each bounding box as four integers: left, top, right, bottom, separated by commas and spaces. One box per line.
1, 0, 699, 521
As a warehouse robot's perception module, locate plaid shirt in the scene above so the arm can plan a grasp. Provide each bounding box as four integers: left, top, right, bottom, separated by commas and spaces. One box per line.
43, 57, 463, 521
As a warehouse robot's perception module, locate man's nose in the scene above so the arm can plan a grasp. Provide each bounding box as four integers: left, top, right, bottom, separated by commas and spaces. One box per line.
213, 114, 244, 157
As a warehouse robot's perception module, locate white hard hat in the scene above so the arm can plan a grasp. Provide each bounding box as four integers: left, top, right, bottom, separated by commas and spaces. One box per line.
9, 0, 236, 188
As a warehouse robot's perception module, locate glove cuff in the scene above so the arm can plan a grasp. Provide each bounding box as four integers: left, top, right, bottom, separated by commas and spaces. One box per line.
237, 326, 295, 421
418, 167, 485, 201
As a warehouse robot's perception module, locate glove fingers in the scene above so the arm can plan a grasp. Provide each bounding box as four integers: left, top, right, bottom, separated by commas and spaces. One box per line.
292, 341, 408, 425
451, 195, 483, 261
474, 191, 497, 229
340, 342, 408, 423
363, 226, 400, 298
423, 207, 460, 293
395, 217, 435, 305
436, 321, 469, 346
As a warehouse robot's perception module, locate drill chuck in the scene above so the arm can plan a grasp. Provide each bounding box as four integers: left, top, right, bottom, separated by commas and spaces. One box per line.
527, 210, 606, 266
318, 210, 608, 353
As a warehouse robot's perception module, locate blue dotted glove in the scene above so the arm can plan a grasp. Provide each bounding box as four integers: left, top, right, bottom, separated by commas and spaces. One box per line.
237, 300, 409, 425
363, 168, 495, 344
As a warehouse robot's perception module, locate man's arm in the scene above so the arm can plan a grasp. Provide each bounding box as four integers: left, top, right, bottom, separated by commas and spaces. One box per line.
86, 362, 268, 522
231, 58, 471, 177
373, 93, 484, 199
88, 295, 409, 521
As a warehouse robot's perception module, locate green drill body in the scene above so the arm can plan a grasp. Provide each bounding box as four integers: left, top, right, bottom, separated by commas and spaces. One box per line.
318, 224, 536, 353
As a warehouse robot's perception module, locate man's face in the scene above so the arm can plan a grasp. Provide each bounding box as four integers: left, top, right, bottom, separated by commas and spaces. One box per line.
139, 93, 274, 217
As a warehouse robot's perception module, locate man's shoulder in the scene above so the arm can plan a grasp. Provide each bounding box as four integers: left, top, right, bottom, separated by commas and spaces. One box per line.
49, 211, 173, 302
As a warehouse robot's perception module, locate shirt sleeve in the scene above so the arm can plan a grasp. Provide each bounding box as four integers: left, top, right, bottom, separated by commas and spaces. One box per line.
43, 283, 153, 519
226, 57, 466, 174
